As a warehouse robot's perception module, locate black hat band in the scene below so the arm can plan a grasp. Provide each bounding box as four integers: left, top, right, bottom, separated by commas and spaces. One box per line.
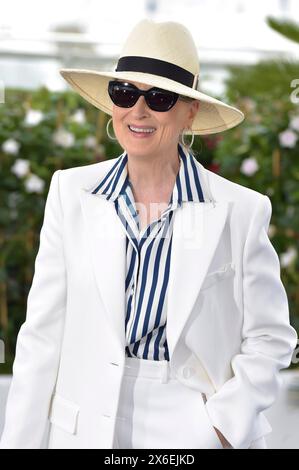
115, 56, 199, 89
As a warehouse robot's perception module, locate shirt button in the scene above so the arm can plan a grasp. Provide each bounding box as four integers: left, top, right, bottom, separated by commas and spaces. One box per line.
182, 366, 195, 379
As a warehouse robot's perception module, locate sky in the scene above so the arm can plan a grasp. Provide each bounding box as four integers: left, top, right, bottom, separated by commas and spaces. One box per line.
1, 0, 298, 48
0, 0, 299, 92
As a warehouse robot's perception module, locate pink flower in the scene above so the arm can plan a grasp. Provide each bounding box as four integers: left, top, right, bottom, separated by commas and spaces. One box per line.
280, 247, 297, 268
240, 157, 259, 176
279, 129, 297, 148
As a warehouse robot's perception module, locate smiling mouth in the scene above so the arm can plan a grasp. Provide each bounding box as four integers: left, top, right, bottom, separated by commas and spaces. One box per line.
128, 125, 156, 134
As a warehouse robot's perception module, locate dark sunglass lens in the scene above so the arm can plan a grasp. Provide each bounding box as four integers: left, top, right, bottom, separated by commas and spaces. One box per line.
108, 82, 138, 108
147, 90, 178, 111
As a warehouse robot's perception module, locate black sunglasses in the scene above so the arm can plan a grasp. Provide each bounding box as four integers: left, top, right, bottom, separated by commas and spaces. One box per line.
108, 80, 182, 112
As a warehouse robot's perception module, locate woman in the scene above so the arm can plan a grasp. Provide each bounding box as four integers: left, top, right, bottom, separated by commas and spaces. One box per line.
0, 19, 297, 450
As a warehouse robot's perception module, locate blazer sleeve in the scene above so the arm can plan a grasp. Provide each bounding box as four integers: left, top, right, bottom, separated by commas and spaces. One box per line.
0, 170, 67, 449
205, 194, 298, 449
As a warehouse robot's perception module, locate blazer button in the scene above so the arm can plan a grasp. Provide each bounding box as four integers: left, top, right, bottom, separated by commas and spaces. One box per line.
182, 366, 195, 379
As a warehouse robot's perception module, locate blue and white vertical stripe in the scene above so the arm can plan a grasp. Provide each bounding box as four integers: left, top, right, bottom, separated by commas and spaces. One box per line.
91, 142, 206, 361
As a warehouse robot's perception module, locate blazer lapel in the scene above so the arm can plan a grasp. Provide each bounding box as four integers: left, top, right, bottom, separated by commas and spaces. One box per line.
79, 168, 230, 360
166, 200, 230, 361
79, 188, 127, 353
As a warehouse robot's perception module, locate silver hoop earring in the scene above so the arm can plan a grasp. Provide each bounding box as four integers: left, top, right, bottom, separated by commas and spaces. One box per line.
181, 127, 195, 149
106, 117, 118, 141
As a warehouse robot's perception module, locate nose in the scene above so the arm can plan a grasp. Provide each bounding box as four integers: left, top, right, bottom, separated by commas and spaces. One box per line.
131, 94, 151, 116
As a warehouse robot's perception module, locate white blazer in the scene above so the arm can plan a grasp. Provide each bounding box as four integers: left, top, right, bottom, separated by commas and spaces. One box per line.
0, 156, 297, 449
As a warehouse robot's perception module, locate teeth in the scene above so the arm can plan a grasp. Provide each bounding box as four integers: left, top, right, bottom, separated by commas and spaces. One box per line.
129, 126, 156, 133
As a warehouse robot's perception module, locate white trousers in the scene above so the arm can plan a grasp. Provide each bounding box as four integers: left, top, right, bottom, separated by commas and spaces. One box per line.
113, 356, 225, 449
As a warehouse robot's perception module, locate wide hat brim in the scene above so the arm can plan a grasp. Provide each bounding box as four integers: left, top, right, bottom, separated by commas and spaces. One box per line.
59, 68, 244, 135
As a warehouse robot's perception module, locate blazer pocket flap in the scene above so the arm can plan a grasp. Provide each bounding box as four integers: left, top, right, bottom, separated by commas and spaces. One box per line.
48, 393, 80, 435
201, 262, 235, 291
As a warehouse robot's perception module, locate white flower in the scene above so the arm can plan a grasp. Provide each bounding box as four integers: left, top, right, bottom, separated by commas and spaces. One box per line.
24, 174, 45, 194
70, 109, 86, 124
279, 129, 298, 148
240, 157, 259, 176
53, 128, 75, 148
2, 138, 20, 155
84, 135, 97, 148
11, 158, 30, 177
24, 109, 44, 126
280, 247, 297, 268
267, 224, 277, 238
289, 115, 299, 132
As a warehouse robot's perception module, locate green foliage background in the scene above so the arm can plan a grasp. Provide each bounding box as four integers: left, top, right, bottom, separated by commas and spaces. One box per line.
215, 58, 299, 340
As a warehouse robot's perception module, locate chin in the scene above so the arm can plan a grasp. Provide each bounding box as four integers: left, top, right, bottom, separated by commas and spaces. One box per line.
125, 140, 156, 149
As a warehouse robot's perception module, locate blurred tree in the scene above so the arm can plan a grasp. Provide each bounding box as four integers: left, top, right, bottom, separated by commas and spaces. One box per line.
266, 16, 299, 44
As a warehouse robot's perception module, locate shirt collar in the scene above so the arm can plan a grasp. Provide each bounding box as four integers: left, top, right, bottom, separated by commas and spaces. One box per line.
91, 142, 205, 205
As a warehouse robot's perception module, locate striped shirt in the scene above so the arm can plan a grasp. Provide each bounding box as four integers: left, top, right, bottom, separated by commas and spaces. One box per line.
91, 142, 206, 361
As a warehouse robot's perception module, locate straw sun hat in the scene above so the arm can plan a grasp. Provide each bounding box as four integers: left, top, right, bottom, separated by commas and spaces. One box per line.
59, 18, 244, 136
